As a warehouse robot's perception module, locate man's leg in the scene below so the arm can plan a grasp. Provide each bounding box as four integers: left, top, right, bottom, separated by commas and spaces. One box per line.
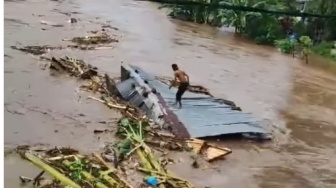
176, 83, 188, 109
175, 89, 182, 108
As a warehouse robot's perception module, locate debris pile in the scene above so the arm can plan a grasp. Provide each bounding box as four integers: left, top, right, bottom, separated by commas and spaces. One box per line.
12, 52, 233, 187
110, 118, 194, 188
16, 118, 231, 187
41, 56, 235, 158
42, 56, 146, 121
11, 31, 119, 54
46, 56, 99, 79
64, 31, 119, 50
17, 147, 133, 188
69, 33, 119, 46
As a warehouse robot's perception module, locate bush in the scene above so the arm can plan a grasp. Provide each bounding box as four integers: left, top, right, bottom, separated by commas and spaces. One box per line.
275, 38, 296, 54
312, 41, 336, 60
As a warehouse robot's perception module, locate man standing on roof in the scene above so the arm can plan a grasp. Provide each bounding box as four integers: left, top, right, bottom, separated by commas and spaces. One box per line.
169, 64, 189, 109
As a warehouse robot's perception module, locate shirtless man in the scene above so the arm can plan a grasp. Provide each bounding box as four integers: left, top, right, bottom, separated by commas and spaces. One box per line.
169, 64, 189, 108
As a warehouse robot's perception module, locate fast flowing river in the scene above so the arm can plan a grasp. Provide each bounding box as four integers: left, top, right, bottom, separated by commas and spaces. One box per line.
4, 0, 336, 187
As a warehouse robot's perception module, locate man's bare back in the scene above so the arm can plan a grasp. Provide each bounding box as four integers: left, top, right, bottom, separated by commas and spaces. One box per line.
174, 70, 188, 83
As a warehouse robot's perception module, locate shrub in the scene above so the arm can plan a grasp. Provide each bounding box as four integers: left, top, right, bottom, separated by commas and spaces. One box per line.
275, 38, 296, 54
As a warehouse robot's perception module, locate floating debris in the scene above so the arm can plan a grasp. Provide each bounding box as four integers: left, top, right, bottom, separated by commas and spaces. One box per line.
40, 56, 145, 121
17, 146, 133, 188
14, 52, 234, 187
4, 54, 13, 58
44, 56, 98, 79
12, 31, 119, 56
114, 118, 194, 188
156, 76, 214, 97
101, 24, 119, 30
11, 45, 62, 55
69, 18, 78, 23
186, 138, 232, 162
42, 56, 233, 162
68, 33, 118, 46
16, 119, 197, 187
40, 20, 64, 27
67, 45, 114, 51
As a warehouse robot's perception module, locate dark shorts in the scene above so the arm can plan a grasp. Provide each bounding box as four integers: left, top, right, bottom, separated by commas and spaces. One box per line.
176, 82, 189, 101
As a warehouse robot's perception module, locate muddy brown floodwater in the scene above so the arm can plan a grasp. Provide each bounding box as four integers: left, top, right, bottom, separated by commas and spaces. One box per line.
4, 0, 336, 187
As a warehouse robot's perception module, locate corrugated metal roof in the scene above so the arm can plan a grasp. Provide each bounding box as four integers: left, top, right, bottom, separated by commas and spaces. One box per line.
117, 64, 268, 139
116, 79, 155, 120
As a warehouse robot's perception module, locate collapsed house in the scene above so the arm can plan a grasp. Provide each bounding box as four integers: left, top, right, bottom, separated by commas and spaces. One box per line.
112, 63, 270, 140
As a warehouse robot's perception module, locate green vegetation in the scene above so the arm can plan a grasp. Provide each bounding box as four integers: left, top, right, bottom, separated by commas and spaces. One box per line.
275, 35, 313, 63
312, 41, 336, 61
275, 38, 295, 54
161, 0, 336, 61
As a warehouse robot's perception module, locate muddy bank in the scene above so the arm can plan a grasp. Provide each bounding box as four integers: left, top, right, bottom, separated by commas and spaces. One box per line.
5, 0, 336, 188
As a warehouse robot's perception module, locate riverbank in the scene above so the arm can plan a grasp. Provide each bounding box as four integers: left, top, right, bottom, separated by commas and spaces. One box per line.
158, 2, 336, 66
5, 0, 336, 187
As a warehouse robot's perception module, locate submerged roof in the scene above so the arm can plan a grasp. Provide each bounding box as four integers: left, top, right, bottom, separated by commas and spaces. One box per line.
116, 64, 268, 139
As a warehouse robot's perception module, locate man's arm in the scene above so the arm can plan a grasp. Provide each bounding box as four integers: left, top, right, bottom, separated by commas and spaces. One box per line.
184, 71, 189, 83
174, 72, 178, 82
169, 72, 178, 89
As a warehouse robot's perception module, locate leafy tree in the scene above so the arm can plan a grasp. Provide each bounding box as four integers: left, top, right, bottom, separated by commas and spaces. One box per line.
162, 0, 336, 44
218, 0, 266, 33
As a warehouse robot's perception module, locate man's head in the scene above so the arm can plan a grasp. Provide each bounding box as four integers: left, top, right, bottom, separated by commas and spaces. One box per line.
171, 64, 178, 71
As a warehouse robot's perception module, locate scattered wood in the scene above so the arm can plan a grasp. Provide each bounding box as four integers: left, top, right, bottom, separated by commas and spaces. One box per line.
93, 129, 109, 134
19, 176, 33, 183
40, 20, 64, 27
41, 56, 145, 121
68, 33, 118, 46
186, 138, 232, 162
205, 144, 232, 162
11, 17, 236, 187
11, 45, 62, 55
186, 139, 205, 154
11, 31, 119, 57
46, 56, 98, 79
156, 76, 214, 97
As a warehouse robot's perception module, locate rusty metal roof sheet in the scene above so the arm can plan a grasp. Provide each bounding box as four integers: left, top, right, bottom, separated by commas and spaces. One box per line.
117, 64, 268, 139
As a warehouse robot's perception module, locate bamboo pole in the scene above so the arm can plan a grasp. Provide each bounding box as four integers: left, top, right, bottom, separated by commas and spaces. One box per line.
88, 96, 127, 109
136, 149, 153, 170
93, 153, 135, 188
145, 151, 164, 173
136, 149, 166, 188
23, 152, 81, 188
